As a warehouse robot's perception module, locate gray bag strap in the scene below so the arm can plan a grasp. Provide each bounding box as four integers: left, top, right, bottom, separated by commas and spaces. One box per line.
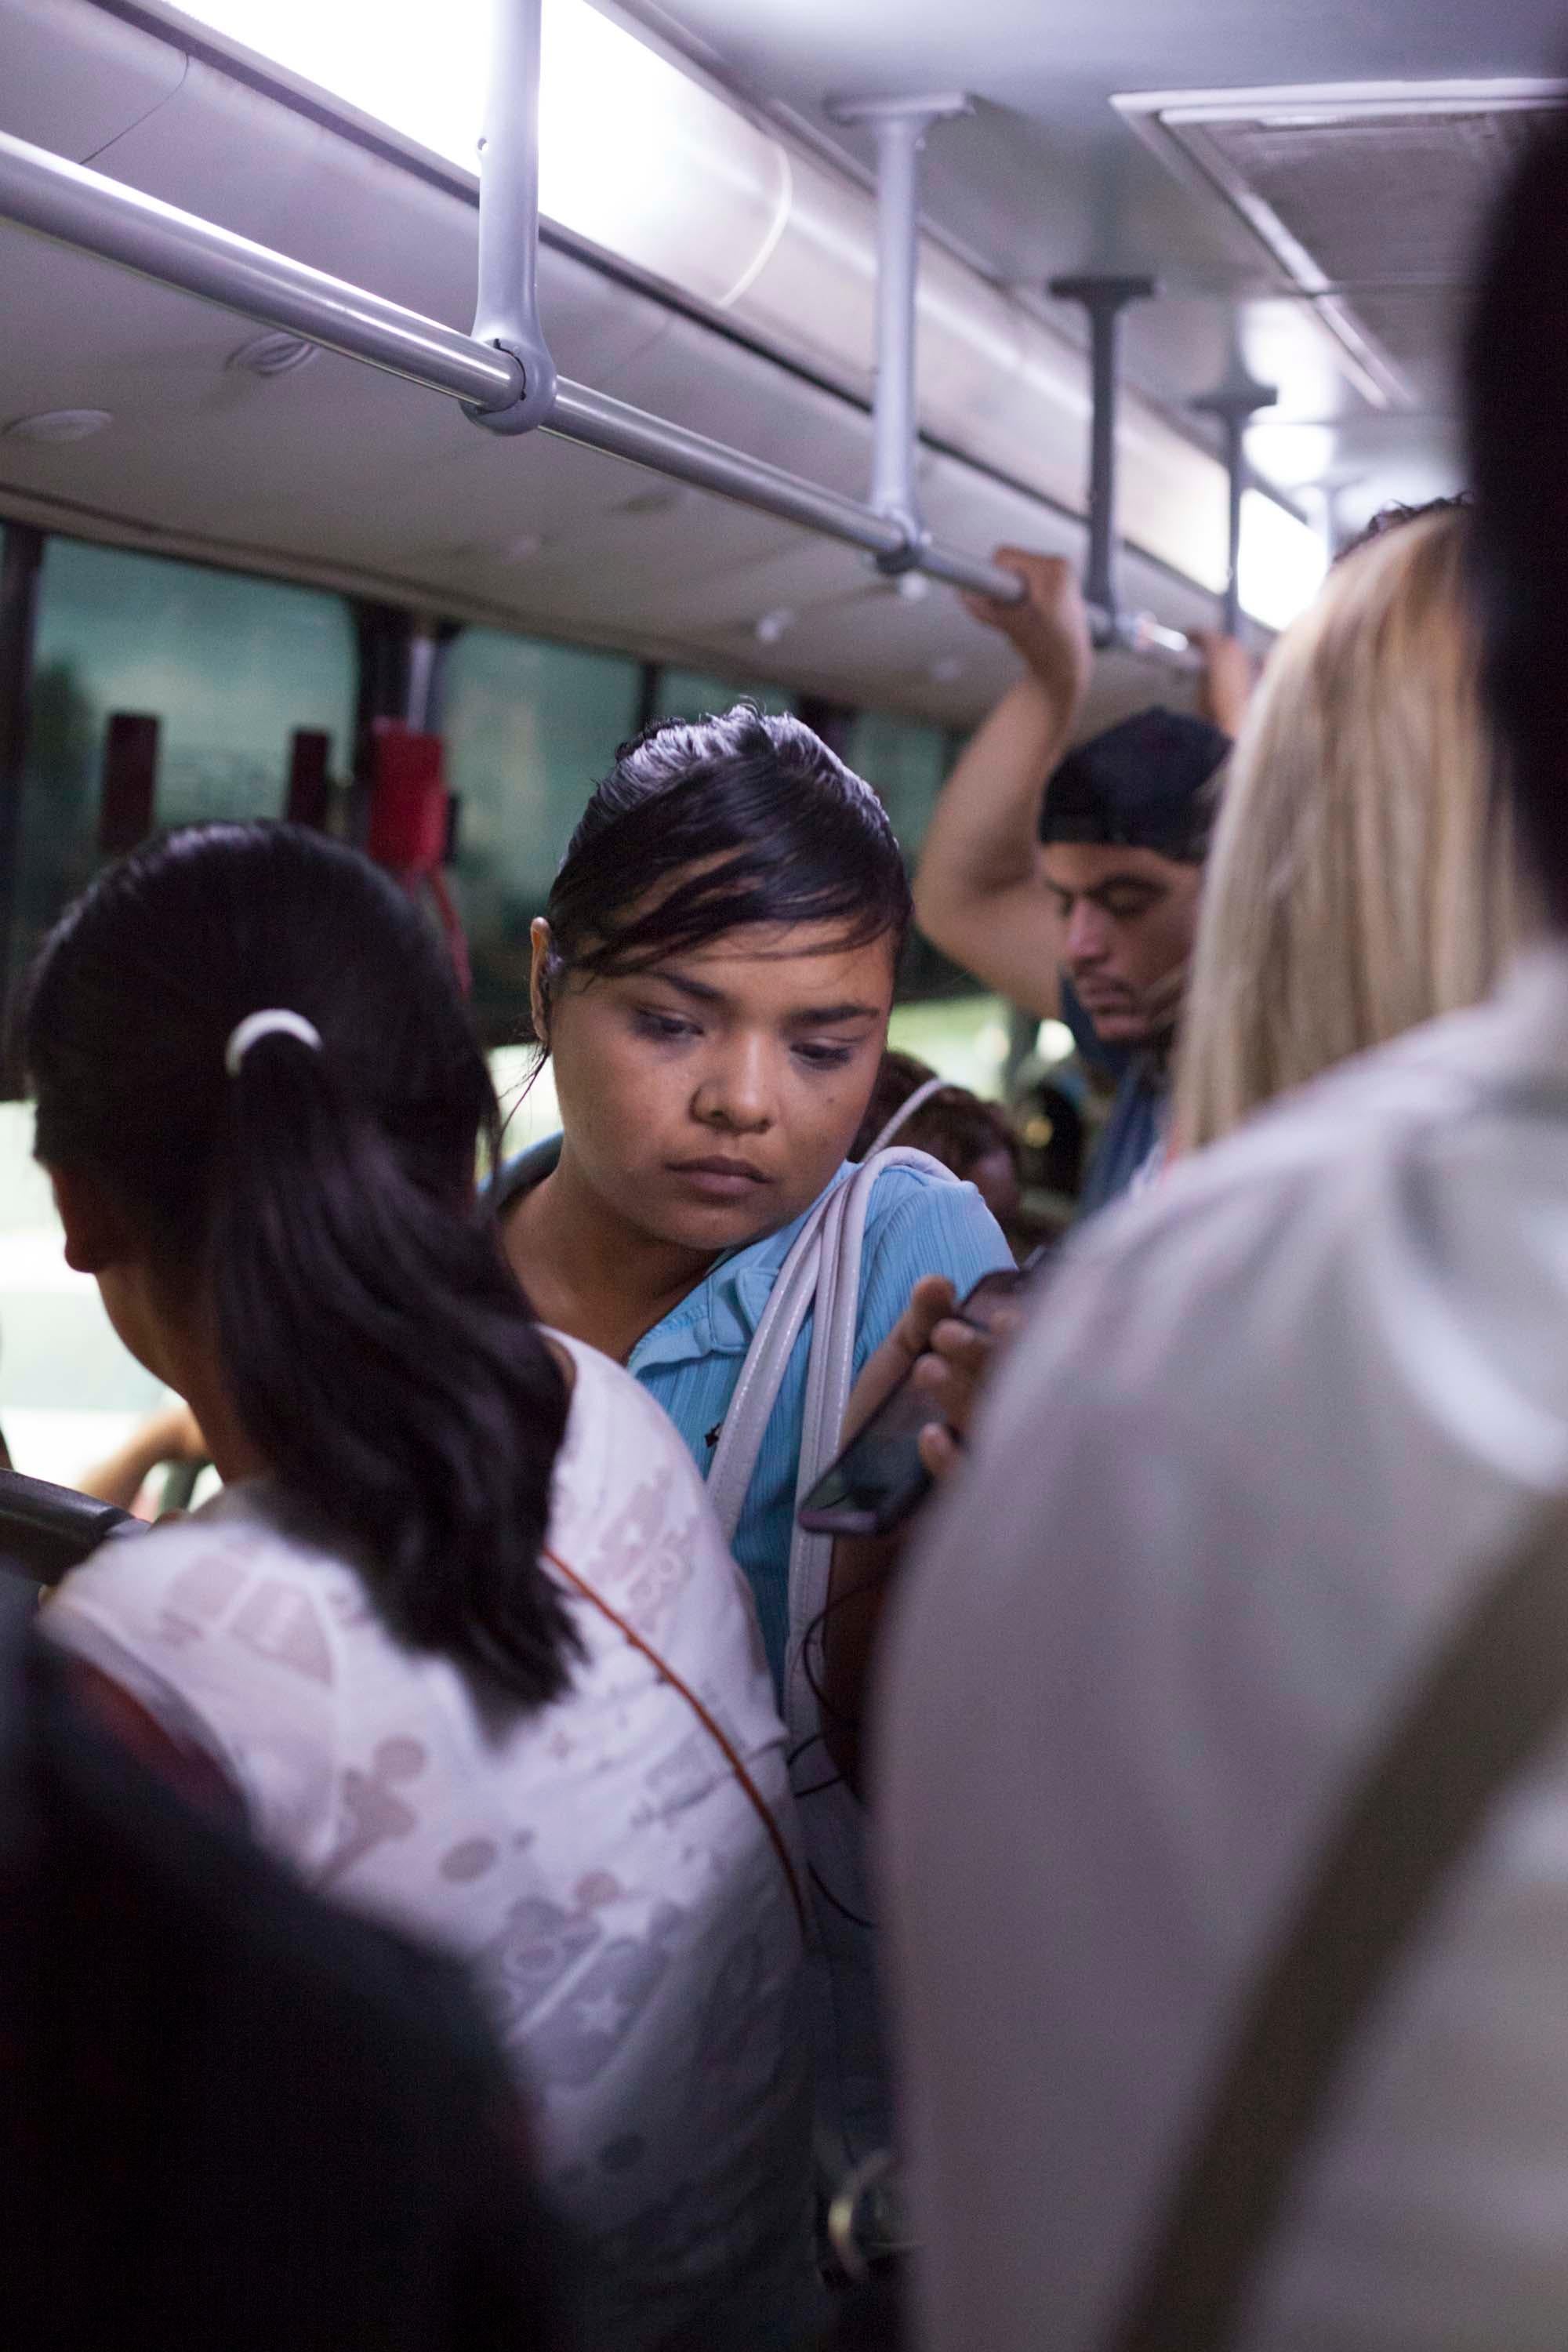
705, 1149, 953, 1555
1106, 1493, 1568, 2352
705, 1199, 829, 1546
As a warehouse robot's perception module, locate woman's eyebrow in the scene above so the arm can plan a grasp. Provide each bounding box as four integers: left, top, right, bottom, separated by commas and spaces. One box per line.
644, 969, 880, 1026
786, 1000, 883, 1027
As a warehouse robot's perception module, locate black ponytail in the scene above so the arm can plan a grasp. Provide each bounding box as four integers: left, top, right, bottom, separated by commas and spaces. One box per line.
26, 824, 576, 1710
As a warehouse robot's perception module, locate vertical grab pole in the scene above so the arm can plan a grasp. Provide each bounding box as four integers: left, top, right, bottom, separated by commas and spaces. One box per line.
1192, 374, 1278, 636
829, 94, 970, 568
1048, 276, 1156, 644
466, 0, 557, 434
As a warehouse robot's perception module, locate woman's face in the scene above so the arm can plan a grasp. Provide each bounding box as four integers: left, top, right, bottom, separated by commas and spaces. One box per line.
535, 916, 896, 1252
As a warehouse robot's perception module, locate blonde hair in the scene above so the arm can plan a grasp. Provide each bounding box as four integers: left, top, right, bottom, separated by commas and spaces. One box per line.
1174, 510, 1525, 1150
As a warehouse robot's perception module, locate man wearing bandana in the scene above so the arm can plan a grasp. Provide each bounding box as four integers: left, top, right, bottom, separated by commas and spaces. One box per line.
913, 551, 1249, 1214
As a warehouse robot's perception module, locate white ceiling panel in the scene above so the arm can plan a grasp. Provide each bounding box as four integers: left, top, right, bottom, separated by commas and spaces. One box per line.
627, 0, 1556, 514
0, 0, 187, 162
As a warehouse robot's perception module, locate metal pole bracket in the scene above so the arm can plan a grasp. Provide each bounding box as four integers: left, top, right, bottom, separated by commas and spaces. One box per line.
827, 93, 970, 571
466, 0, 558, 437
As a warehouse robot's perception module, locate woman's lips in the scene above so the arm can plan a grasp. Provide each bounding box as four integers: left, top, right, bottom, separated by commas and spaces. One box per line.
666, 1156, 771, 1200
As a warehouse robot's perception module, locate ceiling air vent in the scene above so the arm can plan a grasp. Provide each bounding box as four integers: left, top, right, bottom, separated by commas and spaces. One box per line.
1116, 81, 1568, 411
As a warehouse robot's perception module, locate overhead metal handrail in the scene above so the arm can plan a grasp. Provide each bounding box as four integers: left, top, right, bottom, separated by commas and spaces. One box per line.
0, 41, 1200, 665
0, 129, 521, 408
0, 126, 1031, 604
1049, 275, 1157, 645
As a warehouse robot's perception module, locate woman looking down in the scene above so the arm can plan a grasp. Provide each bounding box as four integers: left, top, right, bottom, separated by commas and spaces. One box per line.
495, 706, 1013, 2172
34, 823, 814, 2352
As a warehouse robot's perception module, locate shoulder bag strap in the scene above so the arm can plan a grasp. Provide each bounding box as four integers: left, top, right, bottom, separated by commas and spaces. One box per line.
705, 1200, 832, 1545
865, 1076, 949, 1156
785, 1149, 956, 1738
705, 1148, 954, 1552
543, 1543, 808, 1943
1106, 1490, 1568, 2352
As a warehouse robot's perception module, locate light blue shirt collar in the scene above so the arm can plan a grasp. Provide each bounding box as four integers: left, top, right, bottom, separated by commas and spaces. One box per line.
626, 1163, 856, 1373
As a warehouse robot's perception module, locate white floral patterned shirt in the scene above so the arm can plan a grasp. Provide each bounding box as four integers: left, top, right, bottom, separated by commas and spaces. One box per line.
48, 1334, 815, 2352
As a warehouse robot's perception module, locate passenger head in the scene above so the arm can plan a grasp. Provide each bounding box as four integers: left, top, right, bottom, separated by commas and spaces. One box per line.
532, 704, 912, 1251
1038, 708, 1230, 1047
1334, 492, 1471, 564
851, 1049, 940, 1159
1174, 506, 1521, 1149
1466, 109, 1568, 925
902, 1093, 1022, 1231
27, 822, 575, 1707
851, 1050, 1022, 1228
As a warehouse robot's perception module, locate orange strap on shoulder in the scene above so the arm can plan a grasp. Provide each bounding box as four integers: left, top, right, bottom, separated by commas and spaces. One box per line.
544, 1545, 808, 1943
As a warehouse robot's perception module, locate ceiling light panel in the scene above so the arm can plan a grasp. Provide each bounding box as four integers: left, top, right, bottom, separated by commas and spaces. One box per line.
1116, 80, 1568, 415
165, 0, 1232, 595
171, 0, 790, 312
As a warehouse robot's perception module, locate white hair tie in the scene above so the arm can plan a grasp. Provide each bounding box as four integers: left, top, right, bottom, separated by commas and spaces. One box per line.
224, 1008, 323, 1077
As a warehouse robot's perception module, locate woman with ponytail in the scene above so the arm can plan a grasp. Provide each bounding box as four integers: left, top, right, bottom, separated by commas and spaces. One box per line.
31, 823, 814, 2352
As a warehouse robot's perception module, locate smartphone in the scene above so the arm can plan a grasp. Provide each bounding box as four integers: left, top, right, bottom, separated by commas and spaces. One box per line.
797, 1257, 1041, 1539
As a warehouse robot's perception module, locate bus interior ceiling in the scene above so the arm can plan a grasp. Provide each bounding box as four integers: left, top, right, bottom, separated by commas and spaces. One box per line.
2, 0, 1555, 742
0, 0, 1558, 1486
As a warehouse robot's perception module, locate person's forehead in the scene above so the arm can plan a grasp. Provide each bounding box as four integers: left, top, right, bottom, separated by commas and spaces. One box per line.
630, 922, 895, 1006
1040, 841, 1194, 894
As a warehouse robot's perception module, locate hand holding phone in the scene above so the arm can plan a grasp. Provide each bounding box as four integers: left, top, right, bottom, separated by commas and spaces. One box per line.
798, 1258, 1040, 1538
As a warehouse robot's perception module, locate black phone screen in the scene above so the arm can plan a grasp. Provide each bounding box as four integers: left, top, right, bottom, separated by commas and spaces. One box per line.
797, 1264, 1030, 1538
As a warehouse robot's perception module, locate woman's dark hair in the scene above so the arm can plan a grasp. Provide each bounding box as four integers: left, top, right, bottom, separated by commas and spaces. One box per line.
535, 703, 912, 1031
26, 823, 575, 1709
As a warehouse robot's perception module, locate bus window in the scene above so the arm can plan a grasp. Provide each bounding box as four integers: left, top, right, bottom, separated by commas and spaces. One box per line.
845, 710, 953, 862
16, 538, 355, 990
653, 668, 797, 723
443, 630, 642, 1033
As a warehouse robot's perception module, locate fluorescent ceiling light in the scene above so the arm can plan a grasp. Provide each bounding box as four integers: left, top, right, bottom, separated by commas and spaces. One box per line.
168, 0, 790, 310
1237, 490, 1327, 632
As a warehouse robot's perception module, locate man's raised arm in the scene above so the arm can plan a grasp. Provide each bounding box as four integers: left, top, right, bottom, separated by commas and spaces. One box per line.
912, 551, 1094, 1019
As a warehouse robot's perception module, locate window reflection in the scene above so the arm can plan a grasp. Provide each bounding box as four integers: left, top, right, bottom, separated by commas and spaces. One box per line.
16, 536, 355, 986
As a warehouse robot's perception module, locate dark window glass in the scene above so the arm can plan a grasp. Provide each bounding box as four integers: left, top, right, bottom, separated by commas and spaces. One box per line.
444, 629, 643, 1030
652, 668, 796, 723
17, 536, 354, 986
844, 710, 952, 860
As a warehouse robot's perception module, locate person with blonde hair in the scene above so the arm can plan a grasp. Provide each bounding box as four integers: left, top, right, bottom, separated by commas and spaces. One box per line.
880, 111, 1568, 2352
1174, 502, 1523, 1149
